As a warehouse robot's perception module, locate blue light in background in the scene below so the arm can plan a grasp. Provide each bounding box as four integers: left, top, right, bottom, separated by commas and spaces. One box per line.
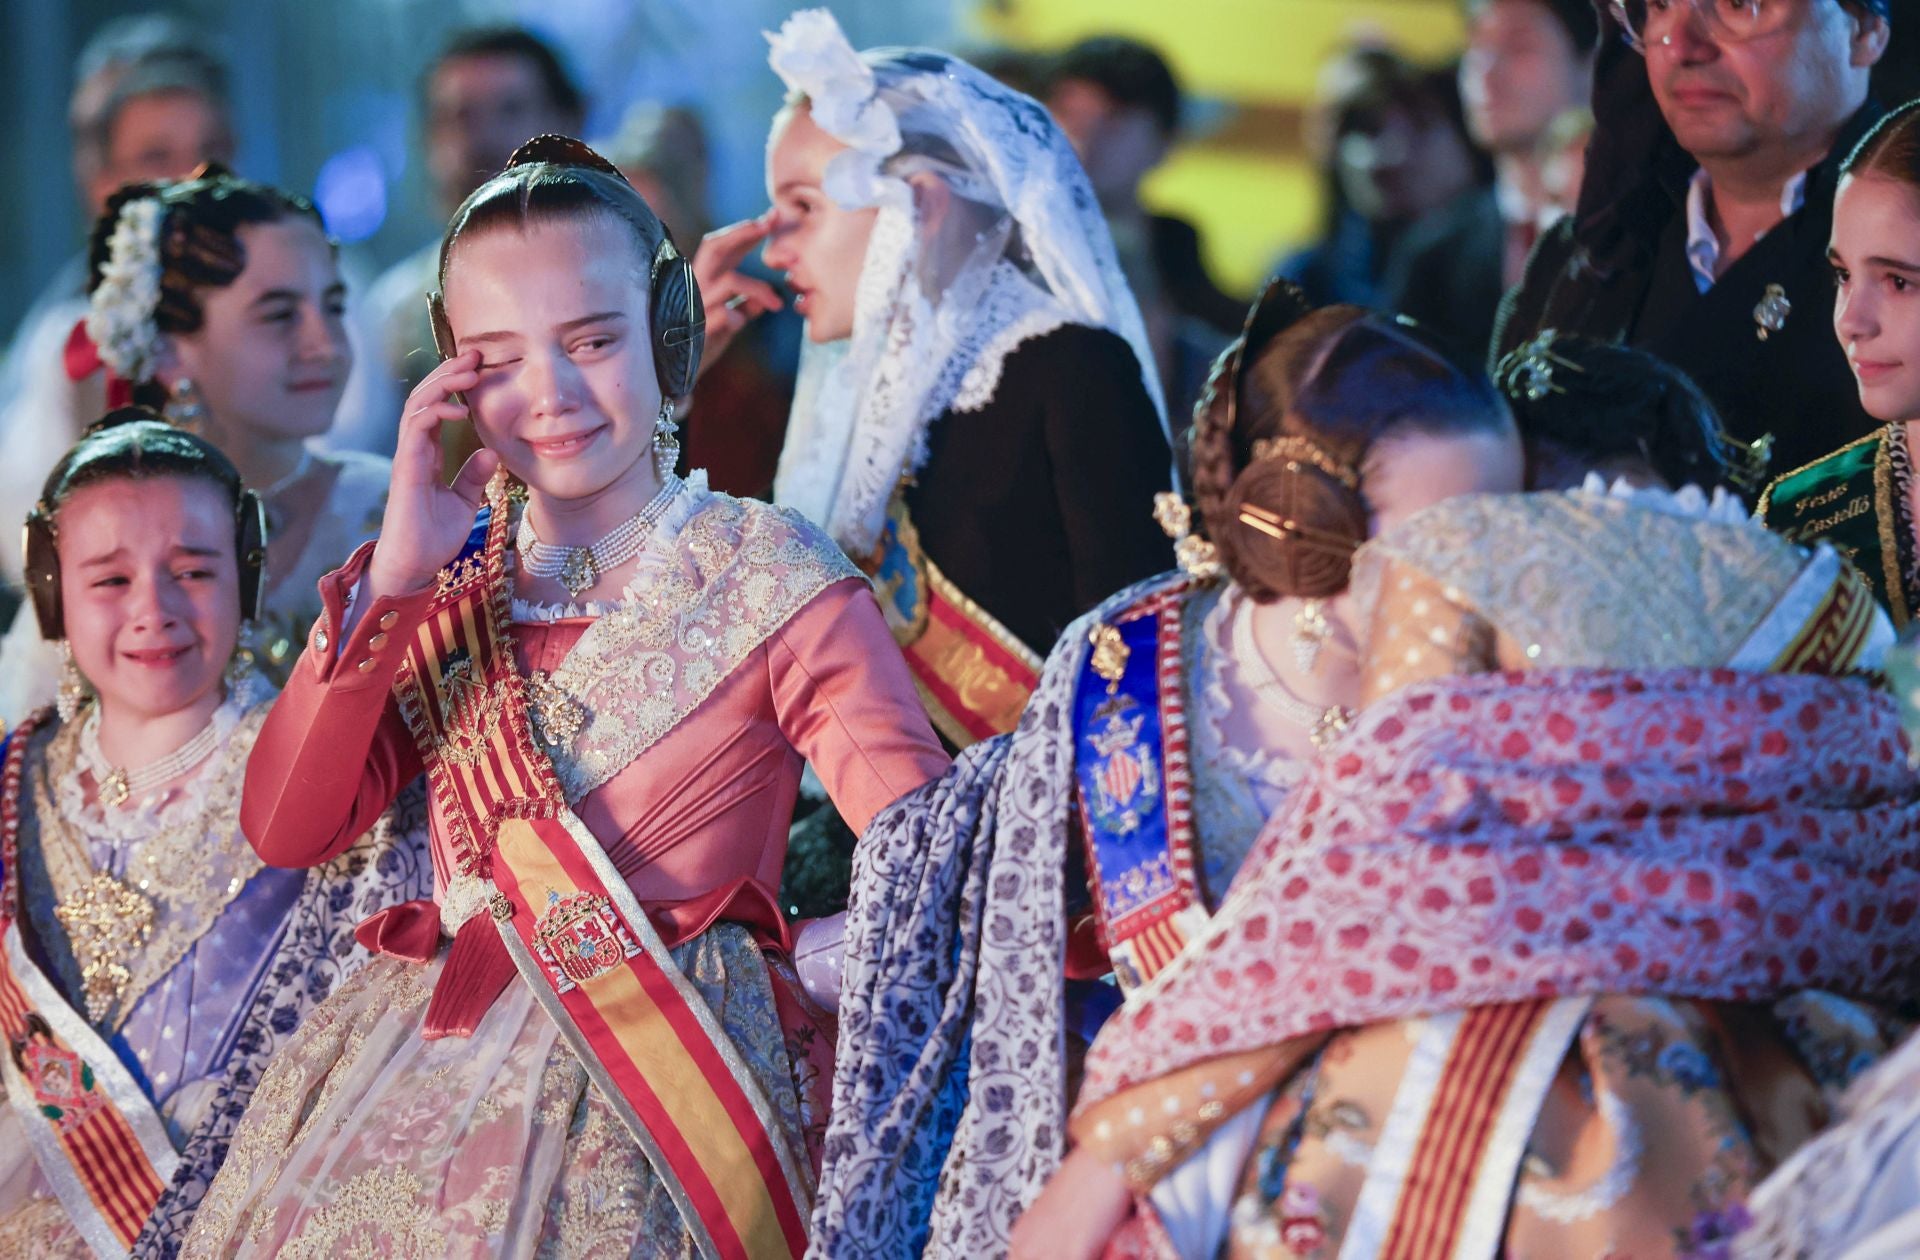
314, 145, 389, 243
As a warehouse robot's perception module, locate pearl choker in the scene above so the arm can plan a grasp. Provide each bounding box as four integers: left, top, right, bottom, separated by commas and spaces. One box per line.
516, 476, 683, 598
78, 706, 224, 809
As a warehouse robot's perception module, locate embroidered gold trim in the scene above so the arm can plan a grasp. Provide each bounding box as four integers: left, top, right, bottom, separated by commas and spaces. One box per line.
31, 703, 267, 1029
1874, 424, 1914, 628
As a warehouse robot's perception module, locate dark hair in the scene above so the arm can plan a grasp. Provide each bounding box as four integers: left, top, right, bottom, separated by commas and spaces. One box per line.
1844, 95, 1920, 186
1190, 283, 1512, 600
71, 18, 230, 162
25, 407, 264, 639
429, 25, 585, 122
1462, 0, 1601, 54
1045, 35, 1181, 136
438, 137, 669, 289
1494, 331, 1766, 492
86, 167, 324, 406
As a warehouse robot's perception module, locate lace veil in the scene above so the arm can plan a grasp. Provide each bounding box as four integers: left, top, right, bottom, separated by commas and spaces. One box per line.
766, 9, 1166, 556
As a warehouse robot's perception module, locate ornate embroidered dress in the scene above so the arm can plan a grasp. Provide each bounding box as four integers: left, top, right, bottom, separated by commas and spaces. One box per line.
812, 570, 1307, 1257
1757, 424, 1917, 627
1069, 484, 1920, 1260
183, 472, 948, 1259
0, 681, 428, 1258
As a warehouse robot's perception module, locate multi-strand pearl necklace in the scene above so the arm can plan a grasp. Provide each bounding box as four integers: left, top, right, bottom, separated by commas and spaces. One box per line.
78, 705, 224, 809
516, 475, 683, 598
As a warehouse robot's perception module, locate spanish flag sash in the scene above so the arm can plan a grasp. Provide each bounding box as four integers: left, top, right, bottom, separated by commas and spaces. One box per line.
0, 714, 178, 1257
1071, 581, 1208, 997
392, 476, 812, 1260
865, 495, 1042, 747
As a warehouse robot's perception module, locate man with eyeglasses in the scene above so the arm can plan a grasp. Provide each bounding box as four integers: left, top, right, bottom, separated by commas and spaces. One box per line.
1494, 0, 1892, 480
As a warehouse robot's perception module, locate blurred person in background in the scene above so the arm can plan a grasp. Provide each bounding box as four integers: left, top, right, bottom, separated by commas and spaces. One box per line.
1278, 47, 1483, 311
0, 17, 233, 590
1383, 0, 1598, 358
338, 24, 585, 459
1495, 0, 1892, 478
1044, 35, 1246, 414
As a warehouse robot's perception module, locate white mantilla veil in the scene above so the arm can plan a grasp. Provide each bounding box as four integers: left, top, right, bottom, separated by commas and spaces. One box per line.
766, 9, 1166, 557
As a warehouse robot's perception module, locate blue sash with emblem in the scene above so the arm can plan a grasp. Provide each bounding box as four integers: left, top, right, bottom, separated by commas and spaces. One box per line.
1073, 584, 1208, 997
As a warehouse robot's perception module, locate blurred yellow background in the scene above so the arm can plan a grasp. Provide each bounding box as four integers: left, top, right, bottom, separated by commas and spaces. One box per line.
969, 0, 1469, 293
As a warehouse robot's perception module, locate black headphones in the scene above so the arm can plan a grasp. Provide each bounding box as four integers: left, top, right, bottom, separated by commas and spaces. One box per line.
431, 134, 706, 401
24, 480, 269, 640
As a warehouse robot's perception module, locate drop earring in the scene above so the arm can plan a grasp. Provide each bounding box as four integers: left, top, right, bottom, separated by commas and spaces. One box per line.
1291, 599, 1332, 674
57, 640, 92, 723
653, 398, 680, 479
225, 621, 258, 690
164, 377, 207, 430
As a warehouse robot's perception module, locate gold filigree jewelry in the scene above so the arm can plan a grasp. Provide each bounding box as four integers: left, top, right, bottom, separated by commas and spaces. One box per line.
526, 671, 587, 749
1151, 490, 1222, 579
1249, 436, 1361, 490
1292, 598, 1332, 674
52, 872, 155, 1022
1089, 623, 1129, 694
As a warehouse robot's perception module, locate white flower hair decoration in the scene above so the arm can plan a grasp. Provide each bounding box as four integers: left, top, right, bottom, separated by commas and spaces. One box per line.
766, 9, 904, 210
85, 196, 167, 382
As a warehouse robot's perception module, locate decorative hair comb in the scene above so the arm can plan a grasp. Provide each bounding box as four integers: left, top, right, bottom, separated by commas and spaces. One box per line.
1250, 435, 1361, 489
1494, 329, 1585, 403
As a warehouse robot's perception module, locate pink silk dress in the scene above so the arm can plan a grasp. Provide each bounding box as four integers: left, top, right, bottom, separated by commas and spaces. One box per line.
183, 479, 949, 1258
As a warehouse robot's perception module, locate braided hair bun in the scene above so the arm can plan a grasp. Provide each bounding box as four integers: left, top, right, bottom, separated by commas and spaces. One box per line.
1190, 284, 1510, 602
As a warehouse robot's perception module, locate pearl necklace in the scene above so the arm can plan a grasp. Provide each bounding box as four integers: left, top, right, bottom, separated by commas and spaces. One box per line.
516, 476, 683, 598
1230, 595, 1353, 750
78, 705, 225, 809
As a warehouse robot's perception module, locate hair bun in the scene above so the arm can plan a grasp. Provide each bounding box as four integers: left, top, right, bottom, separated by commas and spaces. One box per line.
81, 404, 168, 438
505, 134, 626, 180
1224, 459, 1365, 599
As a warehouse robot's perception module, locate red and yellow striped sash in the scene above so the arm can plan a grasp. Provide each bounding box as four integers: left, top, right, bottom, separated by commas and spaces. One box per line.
393, 477, 810, 1260
0, 713, 176, 1256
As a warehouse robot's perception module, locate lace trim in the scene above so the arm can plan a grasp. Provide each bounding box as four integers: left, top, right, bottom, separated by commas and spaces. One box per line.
1575, 473, 1750, 525
56, 674, 266, 844
32, 696, 269, 1030
775, 255, 1079, 555
535, 491, 860, 802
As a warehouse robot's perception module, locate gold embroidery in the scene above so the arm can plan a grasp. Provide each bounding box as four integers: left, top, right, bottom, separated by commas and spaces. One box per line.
275, 1167, 450, 1258
436, 654, 506, 767
436, 554, 484, 599
526, 671, 587, 749
52, 873, 152, 1021
31, 706, 266, 1030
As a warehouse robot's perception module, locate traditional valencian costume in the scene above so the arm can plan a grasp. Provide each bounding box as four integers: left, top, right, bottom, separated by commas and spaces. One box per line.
765, 11, 1173, 749
182, 458, 948, 1256
1067, 479, 1920, 1259
1757, 423, 1917, 626
0, 423, 427, 1259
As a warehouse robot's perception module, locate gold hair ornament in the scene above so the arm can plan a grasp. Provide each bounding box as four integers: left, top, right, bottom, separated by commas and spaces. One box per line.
1248, 436, 1361, 490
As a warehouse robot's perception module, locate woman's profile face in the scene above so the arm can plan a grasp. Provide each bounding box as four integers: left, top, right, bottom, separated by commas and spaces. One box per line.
167, 217, 350, 444
1830, 172, 1920, 425
763, 105, 881, 343
57, 475, 241, 724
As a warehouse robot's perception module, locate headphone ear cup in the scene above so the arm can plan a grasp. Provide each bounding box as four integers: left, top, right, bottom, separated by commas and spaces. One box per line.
236, 491, 269, 621
650, 240, 706, 400
22, 512, 62, 640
